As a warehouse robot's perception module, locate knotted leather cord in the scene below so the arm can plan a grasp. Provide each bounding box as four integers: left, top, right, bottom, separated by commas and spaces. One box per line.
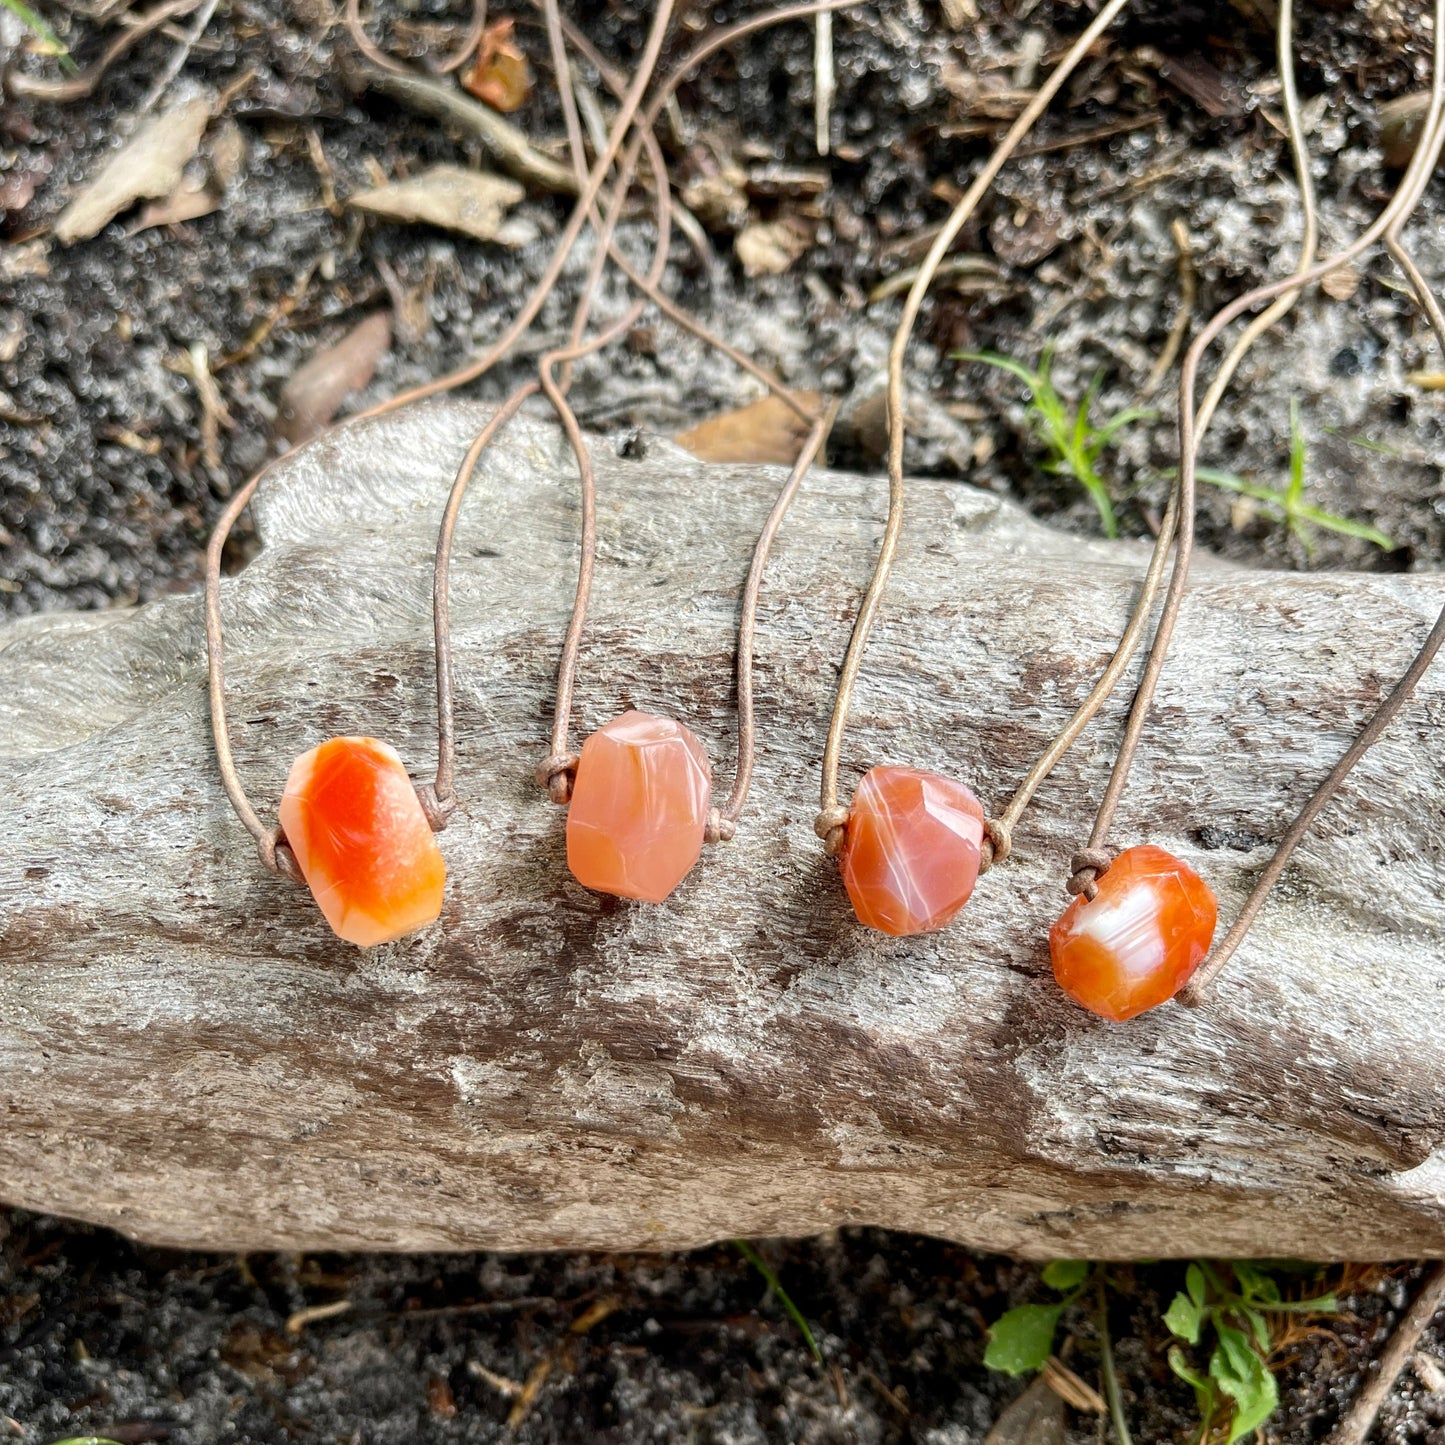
206, 0, 679, 877
1179, 48, 1445, 1004
208, 0, 839, 872
813, 0, 1134, 861
1066, 0, 1445, 917
531, 0, 839, 833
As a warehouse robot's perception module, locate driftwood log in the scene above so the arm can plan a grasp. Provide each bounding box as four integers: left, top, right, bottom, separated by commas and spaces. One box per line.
2, 402, 1443, 1260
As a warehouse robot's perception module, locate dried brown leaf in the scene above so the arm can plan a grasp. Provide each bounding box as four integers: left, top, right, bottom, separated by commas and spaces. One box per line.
681, 161, 749, 232
675, 391, 825, 465
275, 310, 393, 448
54, 93, 211, 245
462, 18, 533, 113
1320, 265, 1360, 302
348, 164, 526, 244
1380, 92, 1430, 170
734, 216, 814, 276
984, 1375, 1065, 1445
133, 171, 218, 232
0, 241, 50, 282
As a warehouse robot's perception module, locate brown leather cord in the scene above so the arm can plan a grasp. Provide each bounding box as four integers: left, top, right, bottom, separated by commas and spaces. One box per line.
206, 0, 682, 868
1181, 603, 1445, 1005
533, 2, 837, 832
431, 0, 678, 811
432, 2, 839, 818
719, 400, 841, 830
813, 0, 1133, 860
1068, 0, 1445, 909
538, 3, 825, 424
1179, 83, 1445, 1004
343, 0, 487, 77
1060, 0, 1317, 900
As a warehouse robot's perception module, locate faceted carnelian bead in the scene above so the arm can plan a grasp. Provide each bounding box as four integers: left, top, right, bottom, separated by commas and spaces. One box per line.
1049, 844, 1218, 1021
840, 765, 986, 936
277, 735, 445, 947
566, 710, 712, 903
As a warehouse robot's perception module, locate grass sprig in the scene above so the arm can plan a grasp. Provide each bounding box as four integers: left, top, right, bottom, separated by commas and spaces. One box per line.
955, 345, 1153, 538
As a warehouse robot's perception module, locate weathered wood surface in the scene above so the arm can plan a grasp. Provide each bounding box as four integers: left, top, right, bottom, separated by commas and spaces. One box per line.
2, 401, 1443, 1260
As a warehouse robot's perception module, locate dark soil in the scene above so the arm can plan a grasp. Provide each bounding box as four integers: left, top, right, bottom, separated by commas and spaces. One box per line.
4, 1211, 1445, 1444
4, 0, 1445, 1440
2, 0, 1443, 612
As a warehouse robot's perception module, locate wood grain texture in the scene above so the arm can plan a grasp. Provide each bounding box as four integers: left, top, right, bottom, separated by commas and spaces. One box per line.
2, 402, 1443, 1259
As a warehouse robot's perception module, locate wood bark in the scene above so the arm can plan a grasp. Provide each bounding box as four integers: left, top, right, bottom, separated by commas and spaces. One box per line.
2, 402, 1443, 1259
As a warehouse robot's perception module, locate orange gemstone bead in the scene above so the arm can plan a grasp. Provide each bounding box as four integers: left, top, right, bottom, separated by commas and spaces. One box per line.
565, 711, 712, 903
1049, 845, 1218, 1021
278, 735, 445, 947
840, 765, 986, 936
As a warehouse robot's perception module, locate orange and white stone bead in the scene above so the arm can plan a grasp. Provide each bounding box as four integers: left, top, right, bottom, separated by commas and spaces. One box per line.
839, 765, 986, 936
277, 735, 445, 947
565, 710, 712, 903
1049, 845, 1217, 1021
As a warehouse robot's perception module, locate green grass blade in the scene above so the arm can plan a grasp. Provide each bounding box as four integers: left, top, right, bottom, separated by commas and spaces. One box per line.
1287, 399, 1306, 507
1093, 405, 1156, 446
1294, 505, 1394, 549
734, 1239, 823, 1364
1080, 471, 1120, 538
952, 350, 1044, 392
2, 0, 78, 71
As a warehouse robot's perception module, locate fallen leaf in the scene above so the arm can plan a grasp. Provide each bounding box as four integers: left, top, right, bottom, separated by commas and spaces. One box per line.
427, 1374, 458, 1418
348, 164, 526, 244
462, 18, 533, 113
1380, 92, 1430, 170
735, 216, 814, 276
54, 93, 211, 245
675, 391, 825, 465
0, 240, 49, 282
207, 119, 248, 190
275, 310, 393, 448
132, 169, 217, 232
984, 1374, 1065, 1445
1320, 266, 1359, 302
682, 160, 749, 232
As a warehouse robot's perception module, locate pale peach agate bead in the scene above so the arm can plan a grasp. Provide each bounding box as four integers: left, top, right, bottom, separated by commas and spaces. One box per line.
565, 710, 712, 903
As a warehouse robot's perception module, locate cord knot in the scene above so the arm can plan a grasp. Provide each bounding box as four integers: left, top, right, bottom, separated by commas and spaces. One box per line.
1067, 847, 1114, 902
414, 782, 456, 833
704, 807, 736, 845
979, 817, 1012, 873
813, 805, 850, 857
258, 826, 304, 885
535, 752, 579, 805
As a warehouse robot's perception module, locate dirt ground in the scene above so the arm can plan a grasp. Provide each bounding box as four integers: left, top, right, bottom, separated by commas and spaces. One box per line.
4, 0, 1445, 1439
4, 1212, 1445, 1445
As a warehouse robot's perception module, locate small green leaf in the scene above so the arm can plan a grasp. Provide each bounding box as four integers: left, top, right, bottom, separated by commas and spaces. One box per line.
1186, 1263, 1208, 1310
1231, 1261, 1280, 1305
1168, 1343, 1218, 1424
1040, 1259, 1090, 1293
953, 350, 1045, 393
1244, 1306, 1271, 1353
984, 1303, 1064, 1375
1163, 1291, 1204, 1345
1210, 1324, 1280, 1444
1271, 1291, 1338, 1315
